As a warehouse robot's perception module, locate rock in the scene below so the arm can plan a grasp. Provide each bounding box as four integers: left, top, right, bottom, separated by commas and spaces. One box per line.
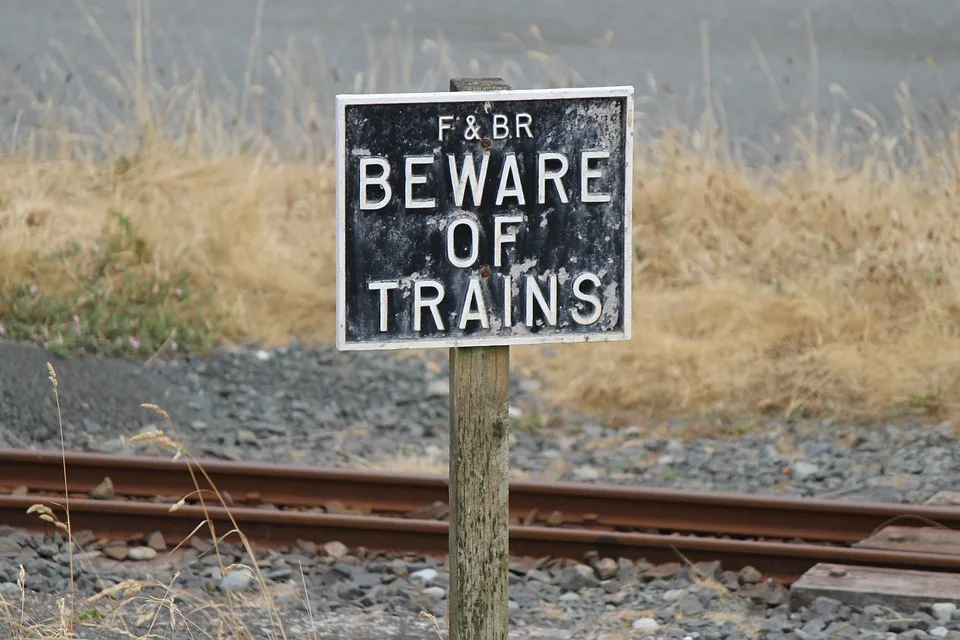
190, 537, 213, 553
145, 531, 166, 552
744, 579, 787, 607
103, 545, 128, 561
679, 595, 705, 615
0, 538, 22, 554
297, 539, 318, 556
323, 541, 349, 560
574, 466, 600, 481
90, 477, 115, 500
738, 565, 763, 584
410, 568, 438, 584
812, 595, 843, 617
930, 628, 949, 639
644, 562, 681, 581
557, 564, 598, 592
267, 567, 294, 581
422, 586, 446, 599
932, 603, 957, 623
219, 569, 255, 592
127, 546, 158, 561
693, 560, 721, 579
426, 380, 449, 398
593, 558, 618, 581
37, 543, 58, 559
526, 569, 551, 584
616, 558, 638, 583
790, 461, 820, 481
631, 618, 660, 634
719, 570, 740, 591
0, 583, 20, 596
72, 530, 97, 549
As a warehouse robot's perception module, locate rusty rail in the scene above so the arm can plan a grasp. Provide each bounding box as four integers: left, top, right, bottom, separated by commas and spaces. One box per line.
1, 449, 959, 544
5, 493, 960, 585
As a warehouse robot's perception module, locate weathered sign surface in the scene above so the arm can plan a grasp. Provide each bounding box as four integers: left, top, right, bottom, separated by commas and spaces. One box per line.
336, 86, 633, 350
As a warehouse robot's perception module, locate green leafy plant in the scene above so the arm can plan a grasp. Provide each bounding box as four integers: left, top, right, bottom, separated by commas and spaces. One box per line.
1, 210, 226, 358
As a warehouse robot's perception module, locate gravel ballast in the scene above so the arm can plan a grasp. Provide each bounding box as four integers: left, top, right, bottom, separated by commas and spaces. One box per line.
2, 339, 957, 505
3, 339, 960, 638
1, 525, 959, 639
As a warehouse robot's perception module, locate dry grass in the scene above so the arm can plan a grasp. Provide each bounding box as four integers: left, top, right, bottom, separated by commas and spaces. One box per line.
1, 362, 454, 639
3, 4, 960, 423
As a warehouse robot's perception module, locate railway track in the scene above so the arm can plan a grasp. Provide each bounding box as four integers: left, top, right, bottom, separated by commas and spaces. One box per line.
2, 448, 960, 585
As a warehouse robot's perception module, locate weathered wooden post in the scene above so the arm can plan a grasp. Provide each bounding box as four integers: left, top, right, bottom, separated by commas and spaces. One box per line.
335, 78, 633, 640
446, 76, 513, 640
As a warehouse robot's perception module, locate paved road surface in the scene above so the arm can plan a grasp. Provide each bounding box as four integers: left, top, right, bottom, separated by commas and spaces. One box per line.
1, 0, 958, 155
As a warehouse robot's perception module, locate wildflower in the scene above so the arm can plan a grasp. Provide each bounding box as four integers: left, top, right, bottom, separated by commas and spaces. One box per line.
0, 323, 5, 335
128, 336, 141, 350
29, 284, 38, 296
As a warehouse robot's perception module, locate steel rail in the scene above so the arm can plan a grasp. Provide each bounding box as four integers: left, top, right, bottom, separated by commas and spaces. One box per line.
4, 494, 960, 585
2, 449, 959, 545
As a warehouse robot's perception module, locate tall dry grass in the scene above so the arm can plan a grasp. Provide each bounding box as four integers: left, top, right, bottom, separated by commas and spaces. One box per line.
2, 3, 960, 422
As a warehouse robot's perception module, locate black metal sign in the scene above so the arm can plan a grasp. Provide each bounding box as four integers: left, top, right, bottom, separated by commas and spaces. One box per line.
336, 87, 634, 350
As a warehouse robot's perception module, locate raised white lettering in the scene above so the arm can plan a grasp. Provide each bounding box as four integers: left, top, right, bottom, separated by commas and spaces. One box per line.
359, 157, 391, 210
581, 151, 611, 203
502, 275, 512, 327
492, 114, 510, 139
496, 153, 525, 206
438, 115, 454, 141
538, 152, 569, 204
459, 277, 490, 329
414, 280, 445, 331
446, 217, 480, 268
494, 215, 523, 267
404, 155, 435, 209
367, 280, 399, 331
525, 275, 558, 327
515, 113, 533, 138
448, 154, 490, 207
572, 273, 602, 325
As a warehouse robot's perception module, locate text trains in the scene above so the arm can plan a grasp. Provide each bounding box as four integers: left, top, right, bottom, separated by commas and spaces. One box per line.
357, 150, 613, 210
366, 272, 605, 334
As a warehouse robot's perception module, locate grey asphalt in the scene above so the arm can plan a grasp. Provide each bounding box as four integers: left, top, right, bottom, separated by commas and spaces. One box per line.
1, 0, 958, 155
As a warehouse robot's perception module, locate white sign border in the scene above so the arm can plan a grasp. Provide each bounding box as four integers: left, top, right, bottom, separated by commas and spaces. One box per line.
335, 85, 634, 352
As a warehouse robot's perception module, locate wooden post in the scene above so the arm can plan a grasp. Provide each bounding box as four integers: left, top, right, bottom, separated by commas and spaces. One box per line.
448, 77, 512, 640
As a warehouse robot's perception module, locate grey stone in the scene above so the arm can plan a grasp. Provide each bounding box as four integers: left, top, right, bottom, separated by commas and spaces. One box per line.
219, 569, 256, 592
933, 604, 958, 623
126, 547, 158, 561
812, 595, 843, 617
738, 565, 763, 584
593, 558, 618, 581
323, 541, 349, 560
632, 618, 660, 633
409, 568, 438, 584
90, 477, 115, 500
557, 564, 599, 592
678, 595, 705, 615
421, 586, 446, 599
267, 567, 294, 581
0, 538, 22, 554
